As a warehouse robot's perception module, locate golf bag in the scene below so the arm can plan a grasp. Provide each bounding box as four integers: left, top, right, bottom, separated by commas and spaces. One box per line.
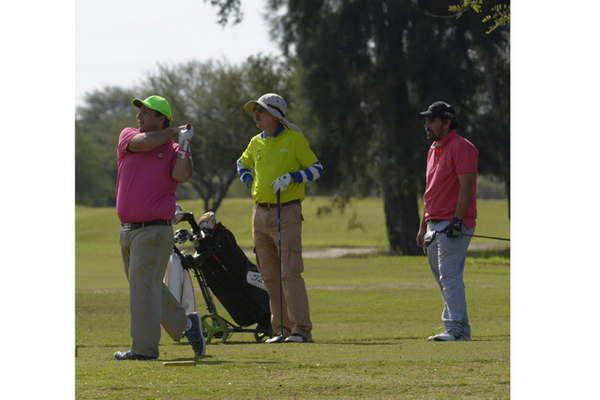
173, 209, 273, 343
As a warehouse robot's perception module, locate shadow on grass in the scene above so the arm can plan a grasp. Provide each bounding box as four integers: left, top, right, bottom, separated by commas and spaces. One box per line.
347, 247, 510, 260
161, 357, 283, 366
471, 334, 510, 342
314, 336, 423, 346
468, 247, 510, 259
201, 340, 265, 345
77, 344, 131, 348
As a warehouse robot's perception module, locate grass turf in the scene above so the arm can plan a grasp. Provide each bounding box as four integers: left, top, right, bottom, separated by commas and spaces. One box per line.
76, 197, 509, 399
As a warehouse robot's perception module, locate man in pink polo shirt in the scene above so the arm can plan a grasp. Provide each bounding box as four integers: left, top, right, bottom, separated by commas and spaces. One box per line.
113, 95, 205, 360
416, 101, 479, 342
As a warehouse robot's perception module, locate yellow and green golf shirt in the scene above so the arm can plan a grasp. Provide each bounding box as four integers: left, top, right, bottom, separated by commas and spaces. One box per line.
237, 126, 323, 204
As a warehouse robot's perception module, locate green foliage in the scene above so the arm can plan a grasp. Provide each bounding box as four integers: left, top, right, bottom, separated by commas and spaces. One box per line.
75, 57, 292, 210
449, 0, 484, 13
205, 0, 243, 25
75, 87, 138, 206
449, 0, 510, 33
143, 55, 292, 211
205, 0, 510, 254
75, 127, 115, 206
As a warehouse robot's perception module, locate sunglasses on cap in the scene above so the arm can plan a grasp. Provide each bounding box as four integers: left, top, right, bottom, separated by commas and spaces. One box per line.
254, 105, 266, 113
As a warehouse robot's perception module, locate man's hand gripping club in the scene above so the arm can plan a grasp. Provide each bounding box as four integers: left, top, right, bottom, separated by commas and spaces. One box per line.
178, 124, 194, 158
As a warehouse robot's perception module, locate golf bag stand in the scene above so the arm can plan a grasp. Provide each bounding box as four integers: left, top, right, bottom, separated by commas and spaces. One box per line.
172, 212, 273, 344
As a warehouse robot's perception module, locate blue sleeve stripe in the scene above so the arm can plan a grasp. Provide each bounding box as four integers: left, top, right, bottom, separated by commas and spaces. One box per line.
303, 167, 314, 181
299, 170, 308, 182
290, 171, 303, 183
236, 159, 251, 175
308, 166, 320, 180
290, 161, 323, 183
313, 162, 324, 174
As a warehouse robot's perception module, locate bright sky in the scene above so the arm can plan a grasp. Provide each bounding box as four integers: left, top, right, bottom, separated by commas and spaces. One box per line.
76, 0, 280, 105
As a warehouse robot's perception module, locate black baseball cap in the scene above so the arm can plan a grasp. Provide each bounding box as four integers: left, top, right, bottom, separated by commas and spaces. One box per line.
418, 101, 456, 119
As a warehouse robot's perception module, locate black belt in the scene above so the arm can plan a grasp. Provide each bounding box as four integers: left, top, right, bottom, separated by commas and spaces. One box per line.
256, 199, 301, 209
121, 219, 171, 232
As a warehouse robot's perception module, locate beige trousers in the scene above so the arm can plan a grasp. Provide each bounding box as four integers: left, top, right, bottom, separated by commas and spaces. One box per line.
252, 202, 312, 337
120, 225, 187, 357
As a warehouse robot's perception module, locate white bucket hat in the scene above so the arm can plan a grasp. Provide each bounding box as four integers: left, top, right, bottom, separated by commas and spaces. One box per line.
243, 93, 300, 131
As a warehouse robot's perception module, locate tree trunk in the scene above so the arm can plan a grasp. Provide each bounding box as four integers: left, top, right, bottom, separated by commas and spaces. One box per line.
381, 177, 421, 255
503, 167, 510, 219
209, 173, 236, 212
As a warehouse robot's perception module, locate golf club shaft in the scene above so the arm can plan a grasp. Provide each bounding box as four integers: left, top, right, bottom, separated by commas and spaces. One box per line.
276, 190, 284, 337
463, 233, 510, 241
432, 230, 509, 242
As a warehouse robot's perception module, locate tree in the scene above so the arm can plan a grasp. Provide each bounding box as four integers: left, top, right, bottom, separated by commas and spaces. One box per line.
207, 0, 509, 254
449, 1, 510, 34
75, 122, 116, 206
75, 57, 293, 210
76, 86, 139, 206
144, 55, 292, 212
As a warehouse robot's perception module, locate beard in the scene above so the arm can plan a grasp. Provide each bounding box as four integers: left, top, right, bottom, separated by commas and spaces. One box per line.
426, 129, 438, 141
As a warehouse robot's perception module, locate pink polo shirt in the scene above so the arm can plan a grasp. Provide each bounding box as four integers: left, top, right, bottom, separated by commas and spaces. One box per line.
423, 130, 478, 228
115, 127, 179, 223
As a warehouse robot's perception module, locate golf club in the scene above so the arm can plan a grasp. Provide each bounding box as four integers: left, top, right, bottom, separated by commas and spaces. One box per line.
460, 232, 510, 241
276, 190, 284, 340
422, 230, 509, 255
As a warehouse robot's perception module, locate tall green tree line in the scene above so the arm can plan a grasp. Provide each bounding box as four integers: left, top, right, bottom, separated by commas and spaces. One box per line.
208, 0, 509, 254
75, 55, 291, 210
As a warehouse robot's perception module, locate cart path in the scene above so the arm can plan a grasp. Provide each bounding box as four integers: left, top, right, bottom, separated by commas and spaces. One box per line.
243, 242, 508, 259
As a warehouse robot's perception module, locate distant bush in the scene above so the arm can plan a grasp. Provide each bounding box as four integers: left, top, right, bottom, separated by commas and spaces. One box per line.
477, 175, 507, 199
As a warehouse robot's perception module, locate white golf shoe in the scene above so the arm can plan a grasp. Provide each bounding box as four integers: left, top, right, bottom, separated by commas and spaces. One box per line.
265, 335, 285, 344
427, 332, 471, 342
284, 333, 313, 343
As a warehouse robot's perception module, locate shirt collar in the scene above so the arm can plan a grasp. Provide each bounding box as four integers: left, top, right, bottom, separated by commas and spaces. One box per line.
431, 129, 457, 149
261, 124, 285, 139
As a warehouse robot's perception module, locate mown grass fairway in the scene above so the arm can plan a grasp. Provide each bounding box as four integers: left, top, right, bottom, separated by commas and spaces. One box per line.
76, 198, 509, 399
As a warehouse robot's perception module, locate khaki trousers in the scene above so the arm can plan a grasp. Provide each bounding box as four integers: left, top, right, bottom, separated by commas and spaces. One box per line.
252, 202, 312, 337
120, 225, 187, 357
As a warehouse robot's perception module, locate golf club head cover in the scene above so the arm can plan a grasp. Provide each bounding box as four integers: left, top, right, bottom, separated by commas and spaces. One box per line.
197, 211, 217, 230
272, 173, 292, 193
423, 230, 436, 247
443, 217, 464, 238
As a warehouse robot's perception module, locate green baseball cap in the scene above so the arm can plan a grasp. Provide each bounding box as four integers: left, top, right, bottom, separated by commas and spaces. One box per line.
132, 95, 173, 120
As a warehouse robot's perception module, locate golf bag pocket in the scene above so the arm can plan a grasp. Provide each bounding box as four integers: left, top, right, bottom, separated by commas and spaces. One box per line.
247, 270, 266, 291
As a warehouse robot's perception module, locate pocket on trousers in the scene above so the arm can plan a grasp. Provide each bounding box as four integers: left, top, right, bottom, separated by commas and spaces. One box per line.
283, 247, 304, 276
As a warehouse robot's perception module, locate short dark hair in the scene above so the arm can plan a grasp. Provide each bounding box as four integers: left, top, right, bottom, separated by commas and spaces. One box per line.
448, 118, 457, 130
438, 117, 457, 130
153, 110, 170, 128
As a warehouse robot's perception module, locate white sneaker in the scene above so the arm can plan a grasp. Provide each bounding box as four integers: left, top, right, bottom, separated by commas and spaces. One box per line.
427, 332, 471, 342
265, 335, 285, 344
283, 333, 312, 343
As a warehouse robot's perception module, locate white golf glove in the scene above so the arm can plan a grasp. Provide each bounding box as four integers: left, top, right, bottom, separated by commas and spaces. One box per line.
178, 126, 194, 153
272, 173, 293, 193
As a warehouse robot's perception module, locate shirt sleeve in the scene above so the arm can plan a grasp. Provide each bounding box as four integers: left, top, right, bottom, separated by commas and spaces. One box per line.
453, 141, 479, 175
294, 133, 318, 168
238, 140, 254, 170
117, 127, 139, 160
